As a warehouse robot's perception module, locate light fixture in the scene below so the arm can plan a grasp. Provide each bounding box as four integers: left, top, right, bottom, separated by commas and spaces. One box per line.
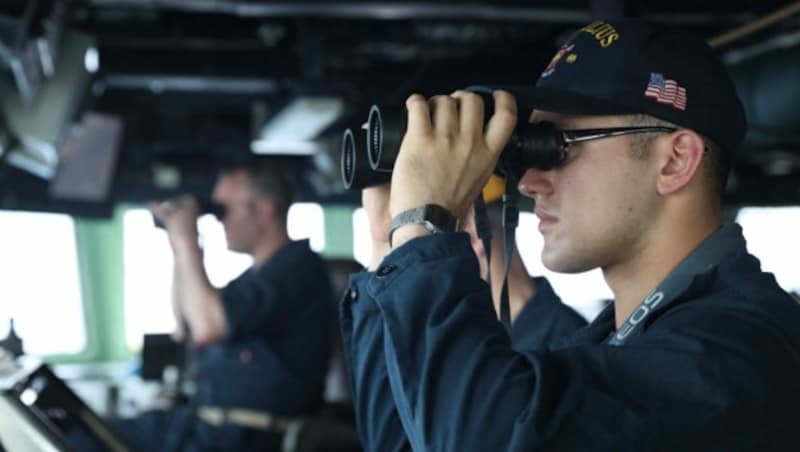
250, 96, 344, 155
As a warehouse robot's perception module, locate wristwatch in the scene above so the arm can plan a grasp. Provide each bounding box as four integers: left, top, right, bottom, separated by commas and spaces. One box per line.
388, 204, 457, 247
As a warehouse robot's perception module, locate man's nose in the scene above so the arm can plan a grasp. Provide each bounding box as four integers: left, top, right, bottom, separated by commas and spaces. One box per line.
518, 168, 553, 199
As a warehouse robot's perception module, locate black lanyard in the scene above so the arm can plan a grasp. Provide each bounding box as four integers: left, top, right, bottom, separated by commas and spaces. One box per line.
608, 226, 735, 345
498, 178, 519, 332
473, 176, 519, 333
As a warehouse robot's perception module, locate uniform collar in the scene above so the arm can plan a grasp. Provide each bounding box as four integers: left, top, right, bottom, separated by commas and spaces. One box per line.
559, 224, 747, 347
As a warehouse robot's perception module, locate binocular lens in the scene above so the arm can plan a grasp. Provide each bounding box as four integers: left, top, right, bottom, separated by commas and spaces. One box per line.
367, 105, 406, 172
341, 128, 357, 190
341, 127, 392, 190
368, 106, 382, 169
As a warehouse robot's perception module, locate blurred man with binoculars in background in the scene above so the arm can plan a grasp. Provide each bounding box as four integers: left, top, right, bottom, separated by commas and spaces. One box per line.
111, 158, 334, 452
341, 19, 800, 451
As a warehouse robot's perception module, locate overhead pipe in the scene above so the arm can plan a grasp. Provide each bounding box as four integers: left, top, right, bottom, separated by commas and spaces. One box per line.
701, 1, 800, 153
708, 1, 800, 48
87, 1, 748, 24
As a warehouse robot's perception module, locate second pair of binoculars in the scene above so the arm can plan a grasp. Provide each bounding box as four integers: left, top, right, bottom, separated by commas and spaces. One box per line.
341, 86, 569, 190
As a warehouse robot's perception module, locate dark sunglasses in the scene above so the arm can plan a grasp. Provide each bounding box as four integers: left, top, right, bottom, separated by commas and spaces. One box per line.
500, 121, 678, 176
204, 201, 226, 221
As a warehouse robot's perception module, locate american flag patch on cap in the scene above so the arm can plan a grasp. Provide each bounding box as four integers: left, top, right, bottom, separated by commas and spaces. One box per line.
644, 73, 687, 111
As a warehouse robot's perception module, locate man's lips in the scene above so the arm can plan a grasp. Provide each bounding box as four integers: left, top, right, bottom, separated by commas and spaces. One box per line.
535, 208, 558, 223
535, 208, 558, 230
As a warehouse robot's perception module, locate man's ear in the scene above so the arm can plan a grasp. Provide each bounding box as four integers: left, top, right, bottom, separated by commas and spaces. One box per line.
255, 198, 277, 224
655, 130, 706, 196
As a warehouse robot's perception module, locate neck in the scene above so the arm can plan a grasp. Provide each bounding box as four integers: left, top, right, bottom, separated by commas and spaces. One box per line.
251, 225, 289, 266
604, 209, 721, 329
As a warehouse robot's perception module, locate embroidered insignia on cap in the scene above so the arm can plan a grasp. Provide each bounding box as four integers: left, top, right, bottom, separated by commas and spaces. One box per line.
580, 21, 620, 48
643, 72, 687, 111
541, 44, 574, 78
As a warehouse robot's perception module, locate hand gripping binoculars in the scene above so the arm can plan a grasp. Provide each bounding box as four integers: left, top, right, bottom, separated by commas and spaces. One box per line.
340, 86, 569, 190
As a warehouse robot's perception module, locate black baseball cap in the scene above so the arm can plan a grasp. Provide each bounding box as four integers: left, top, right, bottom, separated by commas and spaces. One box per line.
508, 19, 746, 153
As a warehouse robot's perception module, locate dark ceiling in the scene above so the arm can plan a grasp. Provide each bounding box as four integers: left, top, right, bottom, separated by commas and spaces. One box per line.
2, 0, 800, 216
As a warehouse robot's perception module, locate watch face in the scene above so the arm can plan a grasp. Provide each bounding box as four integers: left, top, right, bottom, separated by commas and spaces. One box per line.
423, 204, 457, 232
422, 220, 441, 234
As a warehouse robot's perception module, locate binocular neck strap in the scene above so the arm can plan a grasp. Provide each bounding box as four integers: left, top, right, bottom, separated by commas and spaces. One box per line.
499, 178, 520, 333
474, 177, 519, 334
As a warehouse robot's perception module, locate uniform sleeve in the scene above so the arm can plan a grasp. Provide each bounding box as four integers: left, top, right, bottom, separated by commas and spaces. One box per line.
221, 269, 282, 340
355, 233, 786, 451
341, 272, 412, 452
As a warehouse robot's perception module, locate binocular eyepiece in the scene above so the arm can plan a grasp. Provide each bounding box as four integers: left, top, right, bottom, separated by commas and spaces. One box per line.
341, 87, 569, 190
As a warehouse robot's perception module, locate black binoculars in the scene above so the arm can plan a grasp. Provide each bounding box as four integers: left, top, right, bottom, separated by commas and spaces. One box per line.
340, 87, 569, 190
152, 199, 225, 229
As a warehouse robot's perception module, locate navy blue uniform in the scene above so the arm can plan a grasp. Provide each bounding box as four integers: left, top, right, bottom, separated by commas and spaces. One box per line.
113, 239, 333, 452
510, 277, 586, 353
197, 239, 333, 416
341, 224, 800, 451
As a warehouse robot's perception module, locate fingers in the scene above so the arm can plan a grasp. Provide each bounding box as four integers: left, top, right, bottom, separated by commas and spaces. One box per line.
151, 200, 173, 220
392, 90, 516, 219
405, 94, 433, 137
429, 95, 459, 137
407, 91, 494, 145
485, 90, 518, 156
176, 194, 199, 210
151, 196, 199, 222
450, 90, 484, 140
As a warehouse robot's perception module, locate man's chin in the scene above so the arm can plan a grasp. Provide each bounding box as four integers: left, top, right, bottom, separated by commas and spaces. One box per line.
541, 251, 592, 274
540, 246, 564, 272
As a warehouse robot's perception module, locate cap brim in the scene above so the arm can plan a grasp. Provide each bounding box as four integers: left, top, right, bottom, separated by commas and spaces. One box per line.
498, 85, 639, 117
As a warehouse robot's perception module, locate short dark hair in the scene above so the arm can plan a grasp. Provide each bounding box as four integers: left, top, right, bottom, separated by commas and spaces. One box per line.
627, 114, 728, 203
226, 158, 295, 220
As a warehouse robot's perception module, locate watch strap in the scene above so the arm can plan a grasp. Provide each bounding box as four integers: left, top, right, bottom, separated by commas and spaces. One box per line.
388, 204, 457, 247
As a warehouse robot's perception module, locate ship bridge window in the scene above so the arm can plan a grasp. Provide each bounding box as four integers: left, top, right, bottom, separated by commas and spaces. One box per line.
736, 207, 800, 294
123, 202, 324, 350
0, 211, 86, 355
